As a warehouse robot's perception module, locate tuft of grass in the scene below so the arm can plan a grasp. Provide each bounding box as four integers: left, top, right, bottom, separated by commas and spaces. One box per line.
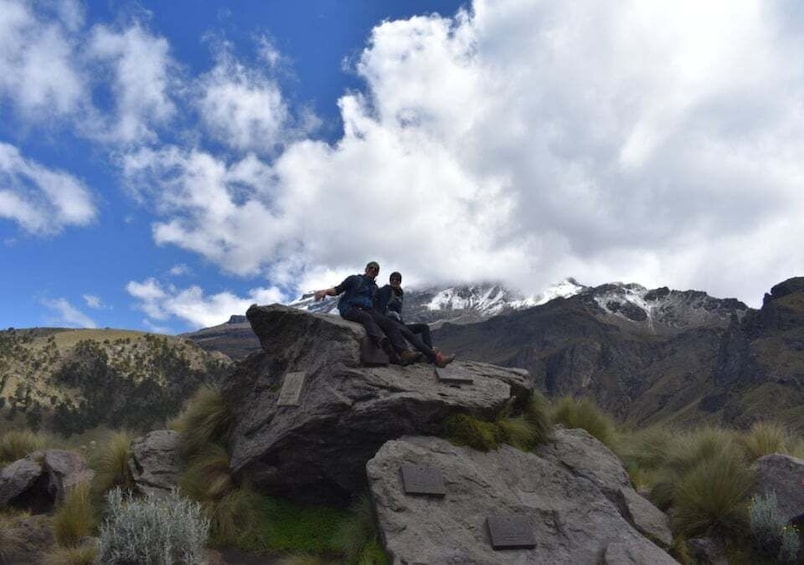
497, 416, 537, 450
0, 429, 50, 464
522, 391, 553, 446
672, 449, 754, 539
172, 386, 234, 459
204, 486, 264, 546
550, 396, 618, 449
89, 431, 134, 499
335, 494, 389, 564
649, 427, 741, 510
53, 482, 96, 547
444, 414, 502, 451
179, 443, 233, 502
615, 425, 676, 490
41, 544, 98, 565
738, 421, 792, 462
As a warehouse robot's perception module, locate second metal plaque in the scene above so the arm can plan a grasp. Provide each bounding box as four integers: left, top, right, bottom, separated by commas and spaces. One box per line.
399, 464, 447, 496
277, 371, 306, 406
486, 515, 536, 550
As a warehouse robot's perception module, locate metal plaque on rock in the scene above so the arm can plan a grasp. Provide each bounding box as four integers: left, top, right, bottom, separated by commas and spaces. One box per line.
277, 371, 306, 406
434, 366, 474, 384
486, 515, 536, 550
400, 464, 447, 496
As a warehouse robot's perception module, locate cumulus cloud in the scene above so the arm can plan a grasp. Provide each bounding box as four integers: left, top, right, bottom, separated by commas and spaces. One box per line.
85, 23, 177, 143
83, 294, 104, 309
126, 277, 285, 328
122, 0, 804, 308
0, 143, 96, 235
0, 0, 86, 119
41, 297, 97, 328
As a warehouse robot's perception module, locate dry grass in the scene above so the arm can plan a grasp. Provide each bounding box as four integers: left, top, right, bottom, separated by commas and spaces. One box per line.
172, 386, 234, 459
89, 431, 134, 498
41, 544, 97, 565
53, 482, 95, 547
738, 421, 793, 461
0, 429, 50, 464
551, 396, 618, 449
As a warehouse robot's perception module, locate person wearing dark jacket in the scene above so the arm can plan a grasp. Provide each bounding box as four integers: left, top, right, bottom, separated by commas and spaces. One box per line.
376, 271, 455, 368
314, 261, 419, 365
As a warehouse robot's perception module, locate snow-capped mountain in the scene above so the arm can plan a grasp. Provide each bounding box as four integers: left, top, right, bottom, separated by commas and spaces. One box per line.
285, 278, 587, 326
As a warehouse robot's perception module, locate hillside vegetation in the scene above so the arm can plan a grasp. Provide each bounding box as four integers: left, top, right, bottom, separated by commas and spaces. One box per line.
0, 328, 231, 435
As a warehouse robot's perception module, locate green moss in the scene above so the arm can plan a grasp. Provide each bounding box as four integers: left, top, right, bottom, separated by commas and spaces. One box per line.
444, 414, 502, 451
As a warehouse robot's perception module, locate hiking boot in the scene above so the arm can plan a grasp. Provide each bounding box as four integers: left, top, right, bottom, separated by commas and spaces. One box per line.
435, 351, 455, 368
399, 351, 423, 366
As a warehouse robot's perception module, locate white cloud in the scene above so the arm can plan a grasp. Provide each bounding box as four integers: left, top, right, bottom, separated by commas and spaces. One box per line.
126, 277, 285, 329
126, 0, 804, 307
41, 298, 97, 328
83, 294, 104, 309
86, 23, 176, 143
0, 0, 86, 118
196, 41, 292, 154
0, 143, 97, 235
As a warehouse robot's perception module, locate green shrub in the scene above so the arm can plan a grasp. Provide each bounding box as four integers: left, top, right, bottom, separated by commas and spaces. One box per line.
739, 421, 792, 462
749, 492, 801, 563
53, 482, 95, 547
90, 431, 134, 498
0, 429, 49, 464
672, 449, 754, 539
172, 386, 234, 460
550, 397, 617, 449
444, 413, 502, 451
98, 487, 209, 565
41, 544, 98, 565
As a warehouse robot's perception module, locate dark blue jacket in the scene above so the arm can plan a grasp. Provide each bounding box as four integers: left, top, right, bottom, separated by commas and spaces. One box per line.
335, 274, 377, 316
376, 284, 404, 322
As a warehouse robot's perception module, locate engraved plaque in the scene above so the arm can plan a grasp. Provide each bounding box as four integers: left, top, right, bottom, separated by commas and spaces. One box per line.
486, 515, 536, 550
277, 371, 306, 406
435, 366, 474, 384
400, 464, 446, 496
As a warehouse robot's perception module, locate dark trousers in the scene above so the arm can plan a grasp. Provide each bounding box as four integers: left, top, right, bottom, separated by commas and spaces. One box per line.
395, 321, 436, 363
341, 308, 408, 354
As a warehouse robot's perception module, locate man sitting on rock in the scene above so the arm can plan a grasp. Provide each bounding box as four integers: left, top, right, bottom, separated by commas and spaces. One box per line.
315, 261, 420, 365
376, 271, 455, 368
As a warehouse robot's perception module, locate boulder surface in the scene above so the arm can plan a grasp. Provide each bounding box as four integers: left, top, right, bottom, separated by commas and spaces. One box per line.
366, 433, 677, 565
222, 304, 531, 505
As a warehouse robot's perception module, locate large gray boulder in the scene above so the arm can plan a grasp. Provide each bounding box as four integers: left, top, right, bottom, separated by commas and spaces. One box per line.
0, 450, 93, 512
753, 453, 804, 524
129, 429, 182, 497
223, 304, 531, 505
366, 434, 677, 565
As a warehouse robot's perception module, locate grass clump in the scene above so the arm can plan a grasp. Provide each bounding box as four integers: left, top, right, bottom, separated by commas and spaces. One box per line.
53, 482, 95, 547
98, 487, 209, 565
41, 544, 98, 565
179, 443, 233, 502
0, 429, 49, 464
335, 495, 389, 565
89, 430, 134, 498
672, 449, 754, 539
172, 385, 234, 459
550, 397, 617, 449
204, 486, 264, 547
738, 421, 793, 461
615, 425, 675, 490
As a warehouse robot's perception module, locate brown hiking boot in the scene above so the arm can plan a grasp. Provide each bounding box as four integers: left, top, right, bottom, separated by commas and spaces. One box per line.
435, 351, 455, 368
399, 351, 423, 366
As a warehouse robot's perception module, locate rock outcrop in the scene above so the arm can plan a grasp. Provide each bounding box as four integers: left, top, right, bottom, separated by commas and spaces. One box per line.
753, 453, 804, 524
129, 429, 182, 497
222, 304, 531, 505
366, 432, 676, 564
0, 449, 93, 512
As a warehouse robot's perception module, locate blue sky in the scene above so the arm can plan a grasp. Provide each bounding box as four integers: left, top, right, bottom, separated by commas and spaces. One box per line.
2, 0, 804, 333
